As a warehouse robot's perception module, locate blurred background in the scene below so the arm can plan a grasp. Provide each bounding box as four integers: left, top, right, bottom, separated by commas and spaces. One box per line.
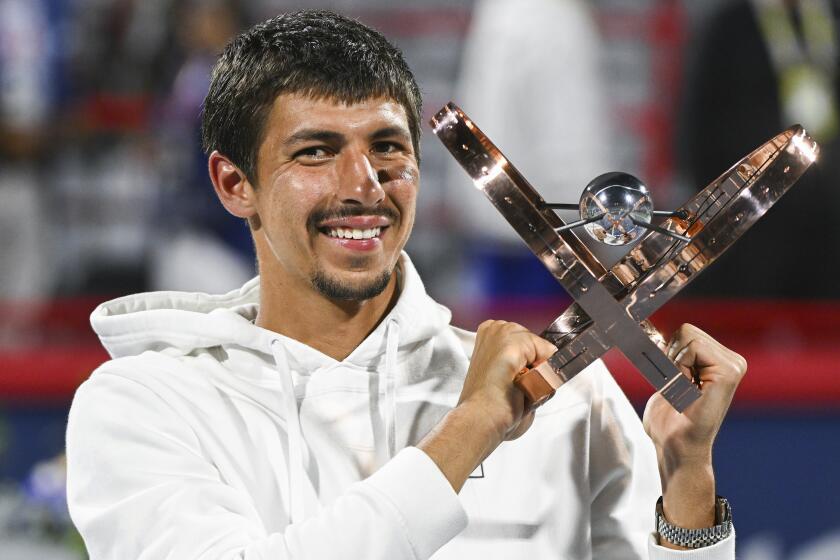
1, 0, 839, 557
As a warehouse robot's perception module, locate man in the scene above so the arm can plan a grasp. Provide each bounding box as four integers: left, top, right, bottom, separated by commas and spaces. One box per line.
66, 10, 744, 559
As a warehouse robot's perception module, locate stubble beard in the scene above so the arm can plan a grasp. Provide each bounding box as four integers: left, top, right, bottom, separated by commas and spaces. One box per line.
305, 205, 402, 300
310, 262, 393, 301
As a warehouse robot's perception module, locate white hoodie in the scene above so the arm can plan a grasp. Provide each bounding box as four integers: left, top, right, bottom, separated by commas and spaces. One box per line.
66, 254, 734, 559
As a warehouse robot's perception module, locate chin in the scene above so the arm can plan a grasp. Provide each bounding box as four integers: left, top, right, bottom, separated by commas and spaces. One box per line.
310, 267, 393, 301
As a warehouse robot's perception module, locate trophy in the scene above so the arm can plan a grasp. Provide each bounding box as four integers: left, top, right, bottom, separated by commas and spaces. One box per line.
432, 103, 819, 412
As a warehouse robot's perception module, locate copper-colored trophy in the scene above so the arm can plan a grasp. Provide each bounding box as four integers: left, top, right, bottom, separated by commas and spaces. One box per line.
432, 103, 818, 412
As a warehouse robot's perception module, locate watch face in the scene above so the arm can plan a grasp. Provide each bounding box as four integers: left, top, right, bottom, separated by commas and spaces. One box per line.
715, 497, 731, 525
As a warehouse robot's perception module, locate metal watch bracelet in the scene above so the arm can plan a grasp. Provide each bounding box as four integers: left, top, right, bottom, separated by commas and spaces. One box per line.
655, 496, 733, 549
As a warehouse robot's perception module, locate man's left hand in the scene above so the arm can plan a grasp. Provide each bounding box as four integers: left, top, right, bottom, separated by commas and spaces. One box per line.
643, 323, 747, 464
642, 323, 746, 544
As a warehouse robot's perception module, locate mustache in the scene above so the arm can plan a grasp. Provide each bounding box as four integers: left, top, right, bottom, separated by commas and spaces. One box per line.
308, 205, 399, 229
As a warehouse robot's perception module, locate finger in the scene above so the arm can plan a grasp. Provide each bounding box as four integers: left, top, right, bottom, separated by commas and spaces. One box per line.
506, 410, 536, 441
478, 319, 508, 331
666, 336, 680, 361
666, 324, 692, 360
671, 342, 702, 385
533, 335, 558, 362
676, 323, 712, 340
672, 338, 718, 375
672, 323, 730, 350
475, 322, 558, 383
672, 337, 746, 390
501, 324, 557, 368
515, 333, 558, 372
474, 320, 517, 354
666, 323, 719, 360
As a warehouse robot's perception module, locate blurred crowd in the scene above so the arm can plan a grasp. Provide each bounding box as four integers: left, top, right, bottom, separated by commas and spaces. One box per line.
0, 0, 256, 305
2, 0, 839, 309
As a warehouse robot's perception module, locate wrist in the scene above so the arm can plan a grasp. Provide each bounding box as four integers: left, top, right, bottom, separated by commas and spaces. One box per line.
417, 402, 505, 493
659, 462, 716, 533
656, 443, 713, 481
455, 396, 511, 447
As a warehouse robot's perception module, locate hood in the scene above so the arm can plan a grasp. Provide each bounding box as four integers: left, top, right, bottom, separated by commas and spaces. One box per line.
90, 253, 452, 367
90, 253, 458, 527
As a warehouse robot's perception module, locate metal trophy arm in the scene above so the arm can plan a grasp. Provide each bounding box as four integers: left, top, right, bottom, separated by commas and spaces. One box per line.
432, 102, 818, 413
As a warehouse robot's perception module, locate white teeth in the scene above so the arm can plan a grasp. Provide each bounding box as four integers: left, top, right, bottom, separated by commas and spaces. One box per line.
326, 227, 381, 240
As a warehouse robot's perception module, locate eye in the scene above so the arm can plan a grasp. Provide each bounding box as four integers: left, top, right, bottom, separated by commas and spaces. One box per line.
371, 141, 404, 156
293, 146, 333, 163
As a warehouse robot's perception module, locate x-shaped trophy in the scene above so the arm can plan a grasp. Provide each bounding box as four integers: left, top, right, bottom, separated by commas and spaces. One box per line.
432, 103, 819, 412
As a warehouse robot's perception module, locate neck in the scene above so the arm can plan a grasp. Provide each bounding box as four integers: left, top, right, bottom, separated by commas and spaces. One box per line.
255, 258, 401, 362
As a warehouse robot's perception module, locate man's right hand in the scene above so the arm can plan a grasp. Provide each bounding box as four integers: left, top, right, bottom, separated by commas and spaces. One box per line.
458, 320, 558, 442
418, 320, 556, 492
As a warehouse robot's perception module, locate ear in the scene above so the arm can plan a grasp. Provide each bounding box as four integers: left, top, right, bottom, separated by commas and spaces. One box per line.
208, 150, 258, 218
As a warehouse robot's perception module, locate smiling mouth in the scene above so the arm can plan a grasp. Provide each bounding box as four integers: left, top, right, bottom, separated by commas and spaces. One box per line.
324, 226, 384, 240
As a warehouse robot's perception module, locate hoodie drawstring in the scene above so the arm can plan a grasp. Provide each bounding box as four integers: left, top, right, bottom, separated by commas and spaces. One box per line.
271, 321, 399, 520
270, 339, 307, 525
383, 319, 400, 460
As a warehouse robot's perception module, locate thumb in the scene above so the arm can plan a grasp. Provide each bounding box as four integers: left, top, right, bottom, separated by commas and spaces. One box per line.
506, 410, 536, 441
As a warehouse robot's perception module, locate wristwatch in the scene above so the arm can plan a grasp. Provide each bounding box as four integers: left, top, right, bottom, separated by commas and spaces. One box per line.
655, 496, 733, 548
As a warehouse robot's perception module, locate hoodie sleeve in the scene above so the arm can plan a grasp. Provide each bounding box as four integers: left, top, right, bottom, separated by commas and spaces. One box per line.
586, 366, 735, 560
66, 371, 467, 560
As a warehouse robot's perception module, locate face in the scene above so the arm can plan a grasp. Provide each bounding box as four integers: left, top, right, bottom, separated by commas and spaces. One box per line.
250, 93, 419, 301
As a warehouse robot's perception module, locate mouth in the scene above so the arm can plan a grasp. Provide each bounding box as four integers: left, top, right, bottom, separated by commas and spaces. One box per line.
315, 215, 392, 252
323, 226, 383, 240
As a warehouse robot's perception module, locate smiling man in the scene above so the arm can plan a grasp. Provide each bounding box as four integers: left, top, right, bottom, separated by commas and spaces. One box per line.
211, 93, 420, 359
66, 10, 743, 560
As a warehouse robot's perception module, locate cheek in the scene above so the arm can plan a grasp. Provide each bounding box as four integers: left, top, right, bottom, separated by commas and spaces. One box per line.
384, 160, 418, 183
256, 180, 325, 266
385, 165, 419, 215
264, 173, 330, 226
397, 183, 418, 227
395, 165, 419, 184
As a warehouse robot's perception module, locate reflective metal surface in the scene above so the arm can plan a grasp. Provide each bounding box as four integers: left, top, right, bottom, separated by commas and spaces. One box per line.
432, 102, 818, 412
579, 172, 653, 246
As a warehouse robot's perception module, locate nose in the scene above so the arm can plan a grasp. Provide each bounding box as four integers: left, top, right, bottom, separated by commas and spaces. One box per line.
338, 151, 385, 206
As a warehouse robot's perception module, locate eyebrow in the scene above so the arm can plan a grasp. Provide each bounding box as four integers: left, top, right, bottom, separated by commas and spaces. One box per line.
283, 125, 412, 148
284, 129, 345, 147
369, 126, 411, 143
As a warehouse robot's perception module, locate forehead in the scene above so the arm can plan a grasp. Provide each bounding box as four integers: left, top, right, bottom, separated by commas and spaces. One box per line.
264, 92, 411, 139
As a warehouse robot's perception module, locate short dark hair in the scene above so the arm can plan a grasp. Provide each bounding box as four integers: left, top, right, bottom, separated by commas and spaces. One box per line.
201, 10, 423, 184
